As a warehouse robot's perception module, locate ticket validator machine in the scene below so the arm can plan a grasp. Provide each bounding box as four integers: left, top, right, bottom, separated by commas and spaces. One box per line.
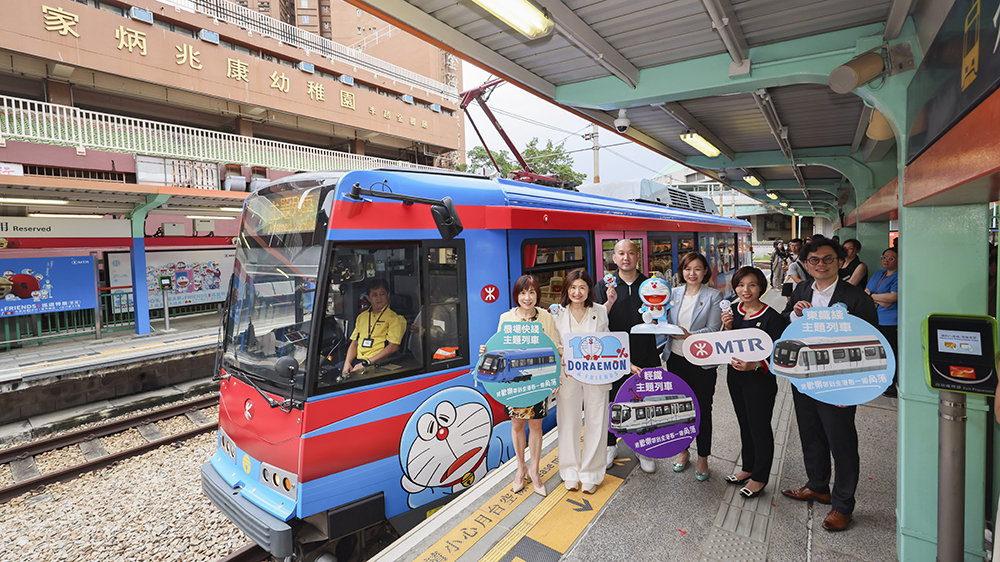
158, 275, 173, 331
922, 314, 998, 562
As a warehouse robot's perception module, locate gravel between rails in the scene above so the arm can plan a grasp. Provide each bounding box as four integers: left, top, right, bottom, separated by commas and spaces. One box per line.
1, 432, 247, 562
102, 428, 148, 455
157, 415, 198, 436
0, 463, 12, 488
33, 445, 87, 475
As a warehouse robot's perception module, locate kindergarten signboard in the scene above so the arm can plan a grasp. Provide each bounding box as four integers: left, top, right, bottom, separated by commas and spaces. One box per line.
0, 256, 96, 317
772, 304, 894, 405
561, 331, 631, 384
475, 321, 560, 408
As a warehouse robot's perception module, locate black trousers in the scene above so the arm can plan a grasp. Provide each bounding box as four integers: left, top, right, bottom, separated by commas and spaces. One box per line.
727, 367, 777, 484
668, 353, 717, 458
791, 387, 859, 514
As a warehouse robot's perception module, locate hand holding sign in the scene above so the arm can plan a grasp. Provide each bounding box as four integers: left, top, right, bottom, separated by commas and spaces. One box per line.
475, 322, 560, 408
561, 332, 631, 385
682, 328, 774, 366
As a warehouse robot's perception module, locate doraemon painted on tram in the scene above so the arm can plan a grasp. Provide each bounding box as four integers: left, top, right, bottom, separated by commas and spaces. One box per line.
200, 169, 751, 559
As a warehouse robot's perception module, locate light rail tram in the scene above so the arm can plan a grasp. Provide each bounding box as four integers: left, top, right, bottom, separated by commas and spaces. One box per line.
200, 168, 751, 561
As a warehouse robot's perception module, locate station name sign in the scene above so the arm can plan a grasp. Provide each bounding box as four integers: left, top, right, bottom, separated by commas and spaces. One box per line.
0, 218, 130, 239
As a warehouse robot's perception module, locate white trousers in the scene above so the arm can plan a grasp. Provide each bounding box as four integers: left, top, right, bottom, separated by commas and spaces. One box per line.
556, 376, 611, 486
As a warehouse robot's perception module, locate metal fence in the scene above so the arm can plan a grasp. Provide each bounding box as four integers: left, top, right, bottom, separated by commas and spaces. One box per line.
0, 94, 438, 173
159, 0, 458, 101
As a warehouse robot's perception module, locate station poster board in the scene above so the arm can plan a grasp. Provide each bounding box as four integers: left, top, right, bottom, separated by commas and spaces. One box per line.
106, 249, 235, 310
0, 256, 96, 317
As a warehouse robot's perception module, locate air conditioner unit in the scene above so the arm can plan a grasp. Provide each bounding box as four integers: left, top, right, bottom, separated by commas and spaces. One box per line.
339, 75, 354, 86
199, 29, 220, 45
297, 61, 315, 74
402, 94, 414, 105
249, 178, 270, 192
430, 104, 441, 113
224, 176, 247, 192
129, 7, 153, 24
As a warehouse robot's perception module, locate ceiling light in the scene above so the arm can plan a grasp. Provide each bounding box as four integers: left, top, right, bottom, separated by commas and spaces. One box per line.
29, 213, 103, 218
680, 131, 721, 158
766, 191, 779, 200
866, 109, 894, 141
780, 201, 789, 207
794, 212, 800, 216
788, 208, 796, 213
186, 215, 237, 220
219, 207, 244, 213
0, 197, 68, 205
470, 0, 554, 39
743, 174, 761, 187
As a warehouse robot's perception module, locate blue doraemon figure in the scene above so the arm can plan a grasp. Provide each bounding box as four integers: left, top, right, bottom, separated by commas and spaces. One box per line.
638, 274, 673, 324
399, 387, 514, 509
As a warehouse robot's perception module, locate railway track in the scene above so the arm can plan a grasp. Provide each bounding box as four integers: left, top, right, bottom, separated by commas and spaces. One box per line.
0, 394, 219, 504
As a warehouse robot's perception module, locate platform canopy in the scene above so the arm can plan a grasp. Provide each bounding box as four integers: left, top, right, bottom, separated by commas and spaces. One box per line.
347, 0, 924, 221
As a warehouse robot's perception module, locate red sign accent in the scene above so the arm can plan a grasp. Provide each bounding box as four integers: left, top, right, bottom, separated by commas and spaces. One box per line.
481, 285, 499, 303
688, 340, 713, 359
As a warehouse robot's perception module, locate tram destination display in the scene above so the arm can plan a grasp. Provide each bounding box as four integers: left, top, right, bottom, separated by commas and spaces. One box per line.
922, 313, 998, 396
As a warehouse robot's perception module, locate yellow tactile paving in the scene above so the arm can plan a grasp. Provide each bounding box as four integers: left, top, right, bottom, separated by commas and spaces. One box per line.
410, 448, 560, 562
525, 473, 623, 553
479, 486, 569, 562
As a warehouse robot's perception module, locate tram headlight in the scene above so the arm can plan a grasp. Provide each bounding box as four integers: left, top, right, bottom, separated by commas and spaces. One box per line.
260, 461, 298, 499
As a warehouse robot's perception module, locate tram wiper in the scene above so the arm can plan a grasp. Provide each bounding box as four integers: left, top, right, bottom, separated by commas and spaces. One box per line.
224, 363, 292, 412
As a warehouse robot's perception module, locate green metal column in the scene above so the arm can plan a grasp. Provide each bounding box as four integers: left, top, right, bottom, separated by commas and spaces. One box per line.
897, 203, 991, 561
855, 220, 888, 277
837, 225, 857, 242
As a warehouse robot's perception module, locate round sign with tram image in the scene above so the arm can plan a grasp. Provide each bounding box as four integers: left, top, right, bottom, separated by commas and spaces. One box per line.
475, 321, 561, 408
609, 367, 700, 459
772, 304, 895, 405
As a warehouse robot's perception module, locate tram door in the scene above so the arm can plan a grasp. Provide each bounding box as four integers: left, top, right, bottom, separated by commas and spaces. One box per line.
595, 231, 648, 278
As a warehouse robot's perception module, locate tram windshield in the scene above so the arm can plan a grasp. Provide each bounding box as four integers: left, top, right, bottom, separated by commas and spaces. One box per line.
221, 179, 329, 391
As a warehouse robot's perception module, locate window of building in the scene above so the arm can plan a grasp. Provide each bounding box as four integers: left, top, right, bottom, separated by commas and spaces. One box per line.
301, 15, 310, 24
300, 0, 309, 8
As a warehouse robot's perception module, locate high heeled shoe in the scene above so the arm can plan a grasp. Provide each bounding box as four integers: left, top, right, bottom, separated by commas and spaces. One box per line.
724, 474, 750, 485
672, 455, 689, 472
739, 485, 765, 499
533, 482, 547, 497
512, 477, 526, 493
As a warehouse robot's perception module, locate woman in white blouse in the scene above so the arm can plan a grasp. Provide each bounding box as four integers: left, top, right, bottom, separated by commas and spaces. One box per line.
553, 270, 617, 494
661, 252, 723, 481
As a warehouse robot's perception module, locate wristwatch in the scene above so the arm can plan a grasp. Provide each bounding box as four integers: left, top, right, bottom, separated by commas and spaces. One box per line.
360, 358, 370, 367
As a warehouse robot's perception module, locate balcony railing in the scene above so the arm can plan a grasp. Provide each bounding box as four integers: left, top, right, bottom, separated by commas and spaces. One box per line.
0, 95, 437, 174
159, 0, 458, 101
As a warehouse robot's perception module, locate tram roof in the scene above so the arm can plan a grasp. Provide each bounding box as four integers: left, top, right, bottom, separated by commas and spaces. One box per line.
345, 0, 928, 221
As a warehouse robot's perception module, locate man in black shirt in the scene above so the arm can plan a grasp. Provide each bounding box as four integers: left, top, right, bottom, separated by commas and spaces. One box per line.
594, 240, 660, 472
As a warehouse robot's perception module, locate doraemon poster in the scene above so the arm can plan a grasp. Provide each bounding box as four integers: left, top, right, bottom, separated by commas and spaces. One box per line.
772, 304, 894, 405
398, 387, 514, 508
0, 256, 96, 317
609, 368, 699, 459
475, 321, 561, 408
106, 249, 234, 309
561, 331, 631, 385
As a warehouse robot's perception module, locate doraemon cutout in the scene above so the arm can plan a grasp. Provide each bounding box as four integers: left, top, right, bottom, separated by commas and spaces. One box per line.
399, 387, 513, 509
638, 274, 672, 324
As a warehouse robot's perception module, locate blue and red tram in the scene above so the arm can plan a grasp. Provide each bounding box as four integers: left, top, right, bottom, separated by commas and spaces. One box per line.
200, 168, 751, 559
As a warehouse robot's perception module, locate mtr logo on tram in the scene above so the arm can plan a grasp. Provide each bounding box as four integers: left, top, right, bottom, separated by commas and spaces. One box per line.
200, 168, 751, 559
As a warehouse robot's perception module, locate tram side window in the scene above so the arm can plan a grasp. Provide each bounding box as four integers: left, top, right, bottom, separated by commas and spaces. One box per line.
648, 237, 673, 282
678, 237, 695, 257
523, 238, 588, 308
832, 349, 847, 363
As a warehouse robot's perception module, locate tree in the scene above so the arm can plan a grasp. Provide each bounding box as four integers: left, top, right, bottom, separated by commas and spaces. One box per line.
522, 138, 587, 186
458, 139, 587, 186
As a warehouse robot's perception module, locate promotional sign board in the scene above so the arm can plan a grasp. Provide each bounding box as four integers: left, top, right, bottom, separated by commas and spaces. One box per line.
923, 313, 999, 396
0, 217, 130, 238
0, 256, 96, 317
475, 321, 560, 408
107, 249, 235, 310
560, 331, 631, 384
682, 328, 774, 366
609, 368, 699, 459
772, 305, 894, 405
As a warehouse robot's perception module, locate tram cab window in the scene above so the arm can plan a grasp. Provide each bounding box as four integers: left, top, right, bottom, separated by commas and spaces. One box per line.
522, 238, 587, 308
636, 407, 646, 420
315, 242, 467, 393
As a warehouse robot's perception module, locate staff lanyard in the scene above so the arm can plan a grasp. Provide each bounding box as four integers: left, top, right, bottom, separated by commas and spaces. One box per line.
368, 306, 387, 339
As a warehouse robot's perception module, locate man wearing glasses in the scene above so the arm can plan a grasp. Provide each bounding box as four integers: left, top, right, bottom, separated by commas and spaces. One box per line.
779, 239, 877, 532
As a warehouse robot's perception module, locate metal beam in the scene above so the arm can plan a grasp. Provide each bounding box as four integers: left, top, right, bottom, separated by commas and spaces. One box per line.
850, 105, 873, 153
346, 0, 556, 98
555, 23, 885, 109
701, 0, 750, 73
654, 102, 736, 161
884, 0, 915, 40
536, 0, 640, 89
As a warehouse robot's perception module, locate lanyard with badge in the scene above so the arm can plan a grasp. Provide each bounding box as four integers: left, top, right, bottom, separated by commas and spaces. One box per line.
361, 307, 387, 348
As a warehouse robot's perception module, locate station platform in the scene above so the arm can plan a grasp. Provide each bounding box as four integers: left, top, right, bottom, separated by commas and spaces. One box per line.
0, 313, 221, 444
373, 289, 900, 562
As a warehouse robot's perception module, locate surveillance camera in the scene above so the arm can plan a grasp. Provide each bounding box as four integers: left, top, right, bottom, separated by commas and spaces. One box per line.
717, 170, 728, 180
614, 109, 630, 133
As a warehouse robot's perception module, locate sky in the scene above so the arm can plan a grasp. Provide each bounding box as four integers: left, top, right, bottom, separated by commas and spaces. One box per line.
460, 62, 693, 184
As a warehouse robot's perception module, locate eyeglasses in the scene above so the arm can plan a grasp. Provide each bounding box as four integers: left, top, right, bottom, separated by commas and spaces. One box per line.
805, 255, 837, 265
881, 255, 896, 261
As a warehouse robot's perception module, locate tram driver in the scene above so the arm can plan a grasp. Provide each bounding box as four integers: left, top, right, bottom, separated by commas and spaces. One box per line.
339, 278, 406, 380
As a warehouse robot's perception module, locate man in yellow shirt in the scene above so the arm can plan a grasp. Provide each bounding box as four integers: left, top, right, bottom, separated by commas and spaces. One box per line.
341, 279, 405, 378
